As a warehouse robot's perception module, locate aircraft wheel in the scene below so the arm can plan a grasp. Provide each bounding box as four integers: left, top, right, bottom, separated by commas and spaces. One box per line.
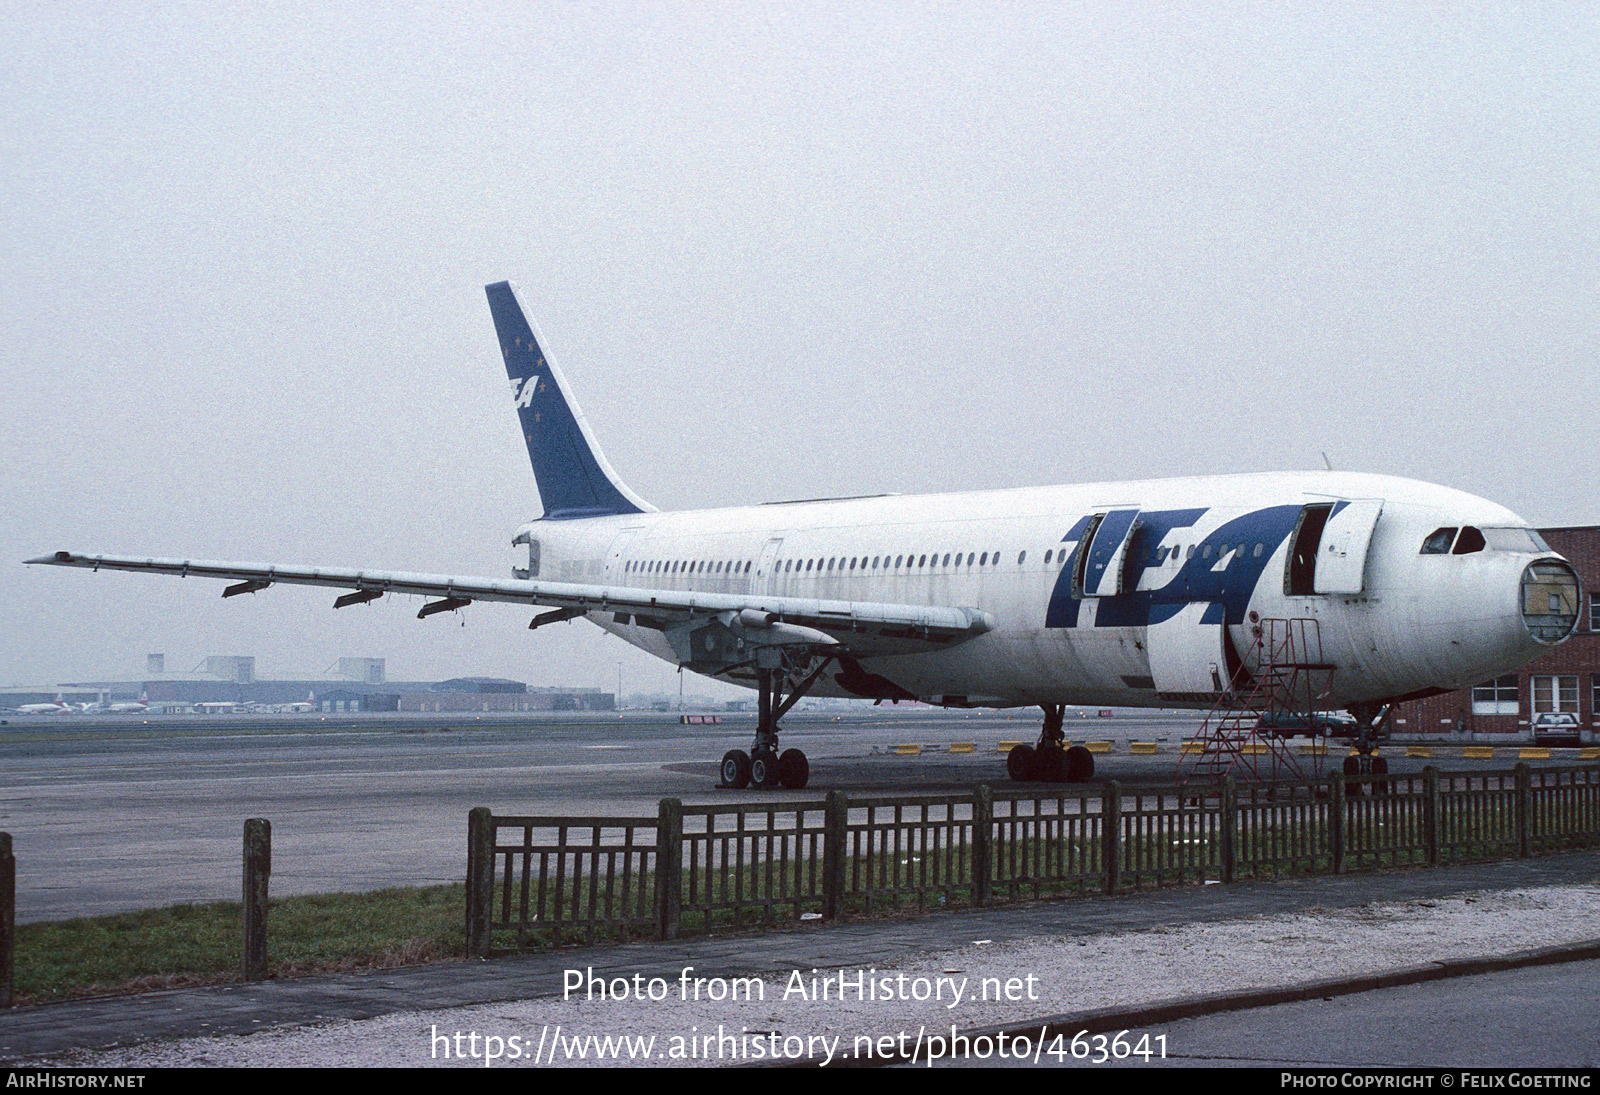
1065, 744, 1094, 782
1035, 744, 1066, 782
1370, 754, 1389, 795
750, 747, 780, 789
1343, 754, 1361, 798
721, 749, 751, 789
1006, 744, 1036, 782
777, 748, 810, 790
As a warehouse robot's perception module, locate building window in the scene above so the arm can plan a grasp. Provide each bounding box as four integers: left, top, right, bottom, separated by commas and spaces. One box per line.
1471, 675, 1519, 716
1531, 675, 1579, 715
1589, 592, 1598, 632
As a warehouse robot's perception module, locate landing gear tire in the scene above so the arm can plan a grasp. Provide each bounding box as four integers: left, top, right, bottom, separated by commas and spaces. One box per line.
1343, 754, 1361, 797
1007, 744, 1036, 782
1371, 754, 1389, 796
751, 747, 780, 789
1034, 744, 1066, 783
777, 748, 810, 790
1065, 744, 1095, 782
721, 749, 751, 790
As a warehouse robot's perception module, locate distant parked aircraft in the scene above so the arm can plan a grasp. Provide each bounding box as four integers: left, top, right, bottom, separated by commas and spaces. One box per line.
80, 691, 150, 714
12, 695, 73, 715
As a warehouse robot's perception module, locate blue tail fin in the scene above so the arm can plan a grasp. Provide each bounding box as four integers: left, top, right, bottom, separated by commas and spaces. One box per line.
485, 282, 653, 520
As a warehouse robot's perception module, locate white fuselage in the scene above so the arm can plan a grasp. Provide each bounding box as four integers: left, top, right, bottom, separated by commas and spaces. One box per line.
515, 470, 1571, 710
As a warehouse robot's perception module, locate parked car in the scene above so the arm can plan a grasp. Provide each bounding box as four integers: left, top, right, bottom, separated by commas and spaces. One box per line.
1254, 710, 1363, 739
1531, 711, 1582, 747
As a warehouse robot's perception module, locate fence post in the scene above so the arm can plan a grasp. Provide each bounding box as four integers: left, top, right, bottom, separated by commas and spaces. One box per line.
242, 818, 270, 981
1328, 776, 1345, 875
1423, 766, 1440, 867
1219, 776, 1237, 884
1102, 781, 1121, 895
655, 798, 683, 940
1515, 763, 1532, 858
1593, 763, 1600, 842
972, 785, 993, 907
1, 833, 13, 1008
466, 807, 494, 958
822, 791, 848, 921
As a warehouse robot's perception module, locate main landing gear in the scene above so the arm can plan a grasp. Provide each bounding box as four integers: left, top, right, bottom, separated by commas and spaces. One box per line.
720, 657, 829, 791
1006, 703, 1096, 783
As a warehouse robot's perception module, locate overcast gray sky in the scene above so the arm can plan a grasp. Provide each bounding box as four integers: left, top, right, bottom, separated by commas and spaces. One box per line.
3, 3, 1596, 693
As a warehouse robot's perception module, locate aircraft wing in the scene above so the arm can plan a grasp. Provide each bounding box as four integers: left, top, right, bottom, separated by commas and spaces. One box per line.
26, 551, 991, 658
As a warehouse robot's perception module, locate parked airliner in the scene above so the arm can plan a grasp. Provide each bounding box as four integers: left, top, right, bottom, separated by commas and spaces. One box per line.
81, 694, 150, 714
28, 282, 1581, 789
11, 697, 73, 715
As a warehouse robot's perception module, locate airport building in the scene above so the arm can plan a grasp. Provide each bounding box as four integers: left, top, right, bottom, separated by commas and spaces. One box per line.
1390, 525, 1599, 744
2, 654, 613, 714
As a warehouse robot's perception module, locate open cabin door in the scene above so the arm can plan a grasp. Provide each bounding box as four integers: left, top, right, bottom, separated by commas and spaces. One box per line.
1146, 602, 1228, 698
1285, 499, 1385, 595
1075, 507, 1142, 597
1314, 499, 1384, 594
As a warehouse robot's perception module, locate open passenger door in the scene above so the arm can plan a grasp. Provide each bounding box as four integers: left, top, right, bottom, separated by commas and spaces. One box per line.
1285, 499, 1385, 595
1074, 508, 1142, 598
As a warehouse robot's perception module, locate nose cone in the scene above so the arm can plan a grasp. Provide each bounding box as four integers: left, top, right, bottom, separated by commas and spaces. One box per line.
1378, 549, 1579, 697
1521, 559, 1581, 645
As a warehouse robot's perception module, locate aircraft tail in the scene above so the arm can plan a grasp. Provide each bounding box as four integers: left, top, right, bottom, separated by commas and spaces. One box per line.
485, 281, 653, 520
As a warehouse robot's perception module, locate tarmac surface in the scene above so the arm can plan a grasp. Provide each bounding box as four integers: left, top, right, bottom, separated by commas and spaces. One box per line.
1, 709, 1583, 922
1128, 958, 1600, 1068
926, 954, 1600, 1068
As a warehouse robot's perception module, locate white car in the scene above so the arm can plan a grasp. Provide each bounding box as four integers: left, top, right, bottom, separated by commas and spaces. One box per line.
1532, 711, 1582, 746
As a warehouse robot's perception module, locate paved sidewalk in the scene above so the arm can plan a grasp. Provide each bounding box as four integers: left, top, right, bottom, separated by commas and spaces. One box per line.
3, 852, 1597, 1062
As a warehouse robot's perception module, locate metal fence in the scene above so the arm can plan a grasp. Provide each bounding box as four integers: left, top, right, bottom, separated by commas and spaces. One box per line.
680, 801, 830, 928
467, 812, 660, 946
464, 762, 1600, 955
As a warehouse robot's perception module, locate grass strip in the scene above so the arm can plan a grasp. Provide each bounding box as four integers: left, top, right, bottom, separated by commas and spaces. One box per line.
12, 884, 465, 1006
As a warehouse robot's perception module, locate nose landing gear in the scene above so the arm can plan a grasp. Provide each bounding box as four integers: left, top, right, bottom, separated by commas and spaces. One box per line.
1007, 703, 1096, 783
1342, 700, 1393, 795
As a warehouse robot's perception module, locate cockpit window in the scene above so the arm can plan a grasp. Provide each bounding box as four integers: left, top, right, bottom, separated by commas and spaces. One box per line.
1483, 527, 1551, 554
1421, 528, 1457, 554
1453, 526, 1487, 555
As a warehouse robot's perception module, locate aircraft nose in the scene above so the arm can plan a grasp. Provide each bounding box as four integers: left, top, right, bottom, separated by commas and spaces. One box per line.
1521, 558, 1581, 645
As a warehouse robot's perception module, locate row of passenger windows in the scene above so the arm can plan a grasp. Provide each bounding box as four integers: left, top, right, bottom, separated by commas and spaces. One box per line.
620, 541, 1269, 579
625, 559, 752, 575
780, 550, 1008, 573
623, 552, 1019, 576
1149, 542, 1267, 565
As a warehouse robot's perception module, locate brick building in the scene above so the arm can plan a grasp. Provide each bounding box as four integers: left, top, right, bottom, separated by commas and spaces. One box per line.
1391, 526, 1598, 743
